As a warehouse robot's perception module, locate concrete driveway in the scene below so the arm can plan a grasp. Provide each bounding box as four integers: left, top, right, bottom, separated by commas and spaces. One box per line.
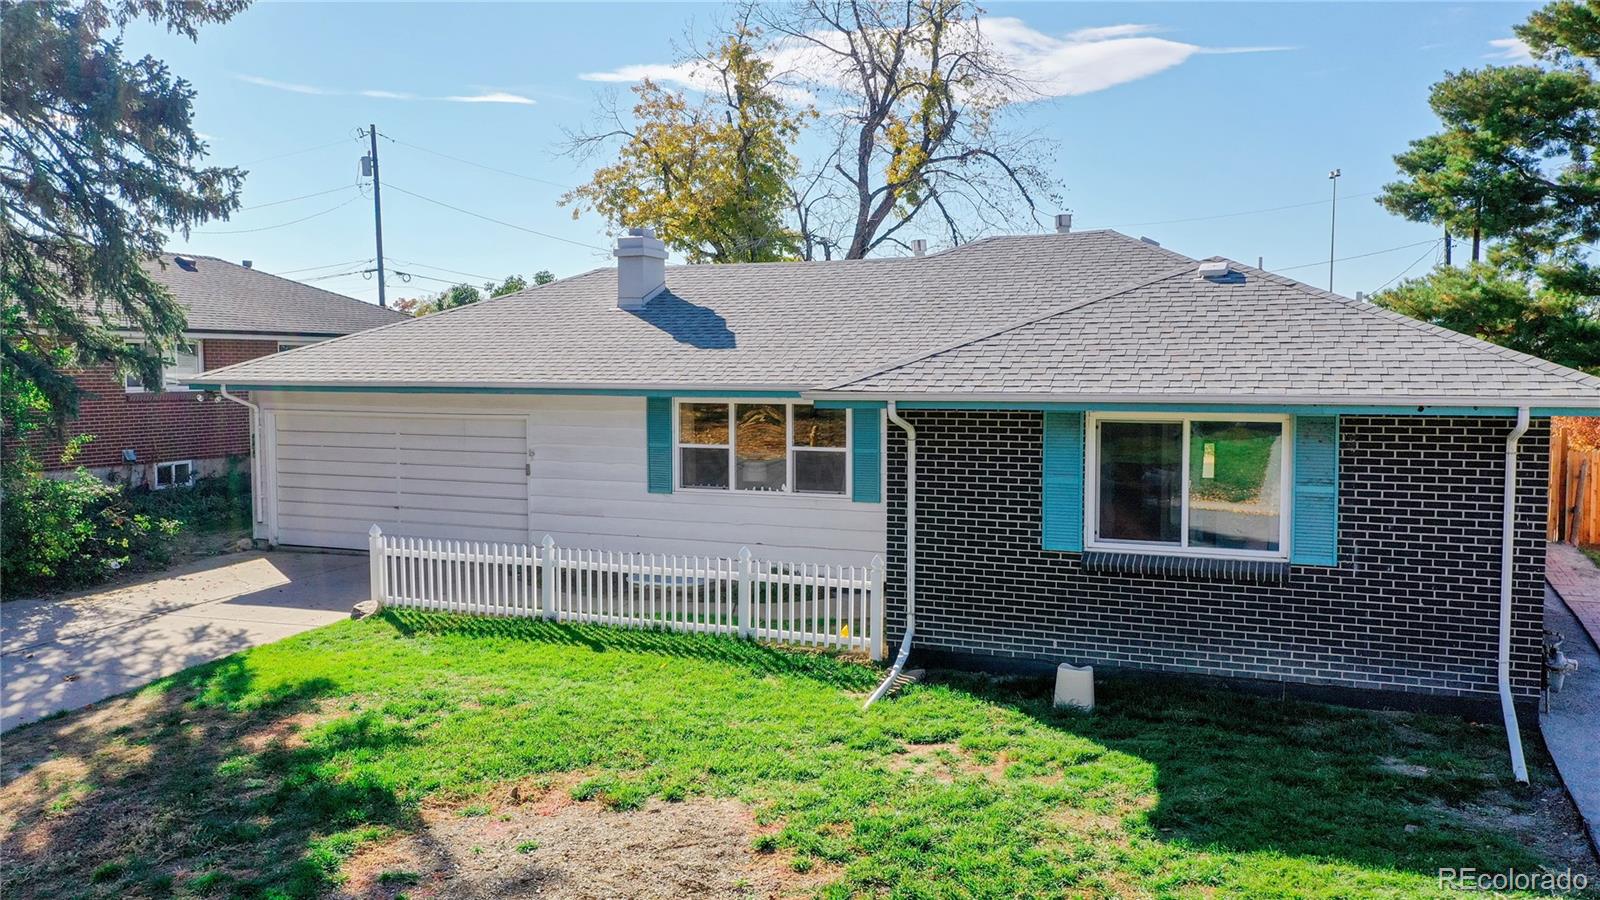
2, 551, 366, 732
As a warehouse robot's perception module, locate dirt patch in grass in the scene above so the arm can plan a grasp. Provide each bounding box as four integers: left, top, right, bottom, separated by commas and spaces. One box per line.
337, 790, 831, 899
889, 740, 1011, 783
1436, 789, 1600, 882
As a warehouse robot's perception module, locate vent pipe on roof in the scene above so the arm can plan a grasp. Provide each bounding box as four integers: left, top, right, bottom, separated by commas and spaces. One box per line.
615, 227, 667, 310
1139, 236, 1160, 247
1054, 213, 1073, 234
910, 239, 927, 257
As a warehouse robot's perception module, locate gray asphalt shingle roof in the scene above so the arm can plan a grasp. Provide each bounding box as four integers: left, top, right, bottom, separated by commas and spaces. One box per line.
824, 262, 1600, 405
190, 231, 1191, 389
138, 254, 406, 335
190, 232, 1600, 407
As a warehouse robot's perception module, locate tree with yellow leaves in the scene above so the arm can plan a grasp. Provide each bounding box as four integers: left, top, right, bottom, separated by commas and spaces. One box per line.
562, 26, 810, 263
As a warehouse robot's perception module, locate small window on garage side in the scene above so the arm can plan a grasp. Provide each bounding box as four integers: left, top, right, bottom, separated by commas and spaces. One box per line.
154, 460, 194, 489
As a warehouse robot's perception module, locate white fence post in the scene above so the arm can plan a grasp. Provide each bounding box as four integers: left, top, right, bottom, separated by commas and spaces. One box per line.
368, 525, 385, 607
540, 535, 557, 620
868, 554, 885, 661
737, 547, 753, 639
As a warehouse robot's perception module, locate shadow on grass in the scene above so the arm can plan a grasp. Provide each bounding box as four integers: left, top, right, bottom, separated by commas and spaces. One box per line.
379, 607, 883, 692
0, 656, 414, 899
928, 668, 1585, 881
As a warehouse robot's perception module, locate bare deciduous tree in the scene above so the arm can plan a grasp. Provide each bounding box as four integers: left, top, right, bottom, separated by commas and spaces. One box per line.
755, 0, 1060, 258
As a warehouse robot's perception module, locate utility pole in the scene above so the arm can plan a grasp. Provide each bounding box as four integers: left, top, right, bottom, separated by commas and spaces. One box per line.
1444, 230, 1452, 266
1326, 168, 1341, 293
359, 124, 388, 308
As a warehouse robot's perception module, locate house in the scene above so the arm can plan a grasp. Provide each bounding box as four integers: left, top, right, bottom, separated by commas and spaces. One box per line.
13, 254, 406, 487
189, 226, 1600, 736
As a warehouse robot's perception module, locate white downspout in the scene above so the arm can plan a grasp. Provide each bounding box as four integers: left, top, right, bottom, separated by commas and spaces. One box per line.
1499, 406, 1531, 784
865, 401, 916, 709
219, 387, 265, 530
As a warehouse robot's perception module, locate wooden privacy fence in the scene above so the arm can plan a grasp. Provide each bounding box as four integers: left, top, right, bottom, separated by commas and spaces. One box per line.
1549, 428, 1600, 546
367, 526, 885, 659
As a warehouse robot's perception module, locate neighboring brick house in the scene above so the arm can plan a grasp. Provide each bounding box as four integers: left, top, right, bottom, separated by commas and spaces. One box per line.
190, 226, 1599, 779
14, 253, 405, 487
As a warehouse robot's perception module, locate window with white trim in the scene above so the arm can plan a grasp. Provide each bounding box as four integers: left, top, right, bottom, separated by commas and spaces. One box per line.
1085, 412, 1291, 559
154, 460, 195, 489
124, 341, 202, 392
676, 401, 848, 495
276, 339, 324, 353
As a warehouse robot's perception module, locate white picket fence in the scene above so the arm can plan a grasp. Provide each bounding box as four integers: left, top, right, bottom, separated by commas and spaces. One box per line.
367, 526, 884, 659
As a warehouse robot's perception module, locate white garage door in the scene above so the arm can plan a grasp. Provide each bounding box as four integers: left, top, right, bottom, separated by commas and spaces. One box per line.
272, 412, 529, 550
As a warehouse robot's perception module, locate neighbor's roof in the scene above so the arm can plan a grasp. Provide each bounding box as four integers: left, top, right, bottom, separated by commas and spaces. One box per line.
818, 262, 1600, 406
189, 231, 1600, 408
189, 231, 1191, 389
133, 254, 406, 336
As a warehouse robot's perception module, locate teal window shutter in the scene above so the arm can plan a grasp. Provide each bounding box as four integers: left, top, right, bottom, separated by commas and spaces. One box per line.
646, 397, 673, 494
851, 409, 882, 503
1291, 416, 1339, 565
1041, 412, 1085, 551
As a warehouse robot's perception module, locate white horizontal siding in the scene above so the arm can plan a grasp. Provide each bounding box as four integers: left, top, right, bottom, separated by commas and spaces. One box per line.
260, 392, 886, 565
270, 408, 530, 550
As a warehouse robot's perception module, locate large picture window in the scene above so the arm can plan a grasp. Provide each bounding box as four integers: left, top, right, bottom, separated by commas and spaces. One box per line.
1086, 413, 1290, 558
677, 401, 848, 495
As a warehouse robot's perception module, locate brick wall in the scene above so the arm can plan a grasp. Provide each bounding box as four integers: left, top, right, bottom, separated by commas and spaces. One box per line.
7, 338, 276, 473
885, 411, 1549, 704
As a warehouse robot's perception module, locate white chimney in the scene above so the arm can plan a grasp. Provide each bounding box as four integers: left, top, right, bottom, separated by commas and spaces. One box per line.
614, 227, 667, 310
1054, 213, 1073, 233
910, 239, 927, 257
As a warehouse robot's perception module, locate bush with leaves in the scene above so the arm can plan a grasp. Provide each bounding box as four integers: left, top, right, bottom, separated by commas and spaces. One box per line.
1, 440, 180, 594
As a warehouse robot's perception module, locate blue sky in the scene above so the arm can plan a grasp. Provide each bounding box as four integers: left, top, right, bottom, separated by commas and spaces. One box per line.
134, 2, 1540, 306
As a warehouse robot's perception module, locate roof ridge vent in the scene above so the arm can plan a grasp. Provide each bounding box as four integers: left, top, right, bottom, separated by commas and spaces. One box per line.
1197, 260, 1233, 281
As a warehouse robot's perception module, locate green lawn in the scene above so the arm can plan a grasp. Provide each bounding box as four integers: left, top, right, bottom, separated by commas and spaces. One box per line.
1, 612, 1592, 898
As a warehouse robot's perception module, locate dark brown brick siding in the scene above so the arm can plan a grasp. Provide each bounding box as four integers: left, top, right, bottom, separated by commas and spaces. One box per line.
6, 338, 276, 471
885, 412, 1548, 703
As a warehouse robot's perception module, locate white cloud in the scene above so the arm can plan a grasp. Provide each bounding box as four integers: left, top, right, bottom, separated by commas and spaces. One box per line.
236, 74, 330, 95
442, 91, 537, 105
236, 75, 533, 106
1486, 36, 1533, 62
579, 17, 1290, 103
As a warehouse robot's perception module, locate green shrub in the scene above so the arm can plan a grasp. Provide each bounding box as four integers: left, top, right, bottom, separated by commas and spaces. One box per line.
1, 442, 181, 594
127, 458, 252, 532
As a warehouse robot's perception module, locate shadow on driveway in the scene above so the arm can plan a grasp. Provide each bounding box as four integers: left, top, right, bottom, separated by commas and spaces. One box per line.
1, 551, 366, 731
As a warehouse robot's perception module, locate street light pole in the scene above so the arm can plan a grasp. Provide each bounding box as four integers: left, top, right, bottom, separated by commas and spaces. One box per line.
1327, 168, 1341, 294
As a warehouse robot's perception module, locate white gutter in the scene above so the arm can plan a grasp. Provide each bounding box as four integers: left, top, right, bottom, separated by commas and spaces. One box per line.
1499, 406, 1531, 784
865, 401, 917, 709
219, 387, 265, 527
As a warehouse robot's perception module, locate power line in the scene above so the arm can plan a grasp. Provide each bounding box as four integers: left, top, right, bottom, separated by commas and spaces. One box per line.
193, 195, 361, 235
195, 196, 362, 235
299, 267, 373, 283
387, 257, 500, 282
239, 137, 356, 167
1092, 190, 1382, 230
1371, 240, 1445, 294
1273, 238, 1441, 273
384, 182, 609, 251
238, 184, 356, 211
270, 257, 374, 276
383, 135, 573, 190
